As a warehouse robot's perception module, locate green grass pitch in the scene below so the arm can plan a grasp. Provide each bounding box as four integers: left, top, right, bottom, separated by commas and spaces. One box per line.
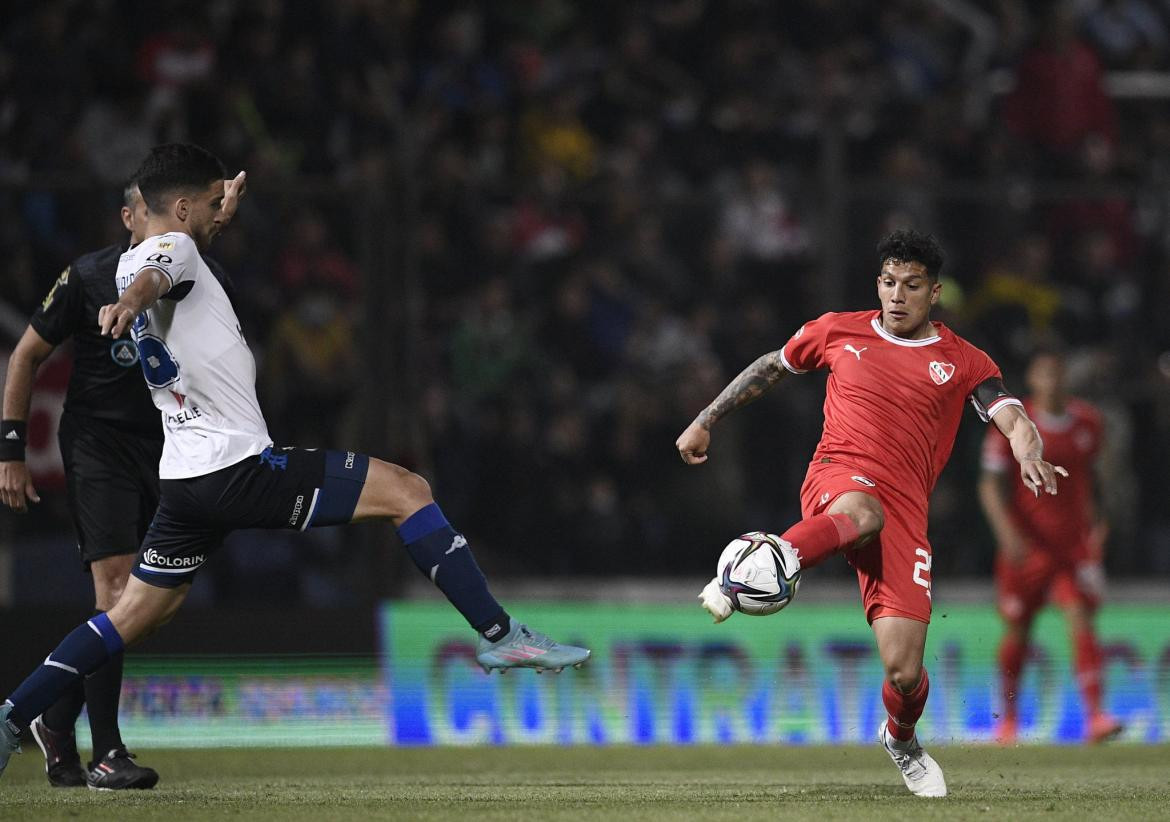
3, 744, 1168, 821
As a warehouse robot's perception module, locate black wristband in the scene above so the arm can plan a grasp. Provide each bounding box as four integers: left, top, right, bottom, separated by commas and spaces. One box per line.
0, 420, 27, 462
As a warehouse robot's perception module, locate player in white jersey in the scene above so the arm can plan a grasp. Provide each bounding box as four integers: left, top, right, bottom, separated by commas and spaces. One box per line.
115, 229, 268, 480
0, 145, 588, 777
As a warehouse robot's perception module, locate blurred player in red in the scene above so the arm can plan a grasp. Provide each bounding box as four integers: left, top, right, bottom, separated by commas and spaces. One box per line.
676, 229, 1066, 798
979, 349, 1123, 744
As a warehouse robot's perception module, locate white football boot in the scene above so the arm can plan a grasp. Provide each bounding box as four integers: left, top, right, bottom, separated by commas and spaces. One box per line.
698, 577, 734, 623
879, 721, 947, 798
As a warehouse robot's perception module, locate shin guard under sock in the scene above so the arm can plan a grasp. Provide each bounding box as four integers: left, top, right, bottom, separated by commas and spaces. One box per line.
397, 503, 509, 639
883, 668, 930, 742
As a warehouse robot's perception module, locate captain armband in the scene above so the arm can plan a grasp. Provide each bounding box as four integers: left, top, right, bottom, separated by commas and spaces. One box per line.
969, 378, 1022, 423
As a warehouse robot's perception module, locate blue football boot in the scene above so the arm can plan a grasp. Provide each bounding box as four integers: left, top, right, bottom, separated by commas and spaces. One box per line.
476, 619, 590, 674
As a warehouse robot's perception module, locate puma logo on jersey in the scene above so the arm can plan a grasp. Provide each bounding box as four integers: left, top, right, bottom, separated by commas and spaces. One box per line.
929, 361, 955, 385
844, 344, 867, 360
446, 534, 468, 554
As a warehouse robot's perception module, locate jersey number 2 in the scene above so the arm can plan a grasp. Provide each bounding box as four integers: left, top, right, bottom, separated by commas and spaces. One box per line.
913, 548, 932, 599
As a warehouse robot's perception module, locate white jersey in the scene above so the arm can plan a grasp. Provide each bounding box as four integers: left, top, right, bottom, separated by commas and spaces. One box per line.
116, 232, 272, 479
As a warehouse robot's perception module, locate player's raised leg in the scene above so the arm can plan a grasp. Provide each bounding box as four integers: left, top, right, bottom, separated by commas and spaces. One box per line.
350, 457, 590, 673
699, 490, 877, 622
873, 615, 946, 798
1, 578, 188, 779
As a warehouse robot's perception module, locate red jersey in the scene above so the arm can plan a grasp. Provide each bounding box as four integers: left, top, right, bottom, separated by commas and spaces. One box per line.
782, 311, 1017, 507
982, 397, 1101, 552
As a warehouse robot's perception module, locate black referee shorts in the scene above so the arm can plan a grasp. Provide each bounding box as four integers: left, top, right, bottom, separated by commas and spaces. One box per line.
133, 446, 370, 588
58, 411, 163, 571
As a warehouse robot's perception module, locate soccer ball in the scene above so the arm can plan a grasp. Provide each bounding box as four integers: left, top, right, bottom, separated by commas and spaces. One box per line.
716, 531, 801, 616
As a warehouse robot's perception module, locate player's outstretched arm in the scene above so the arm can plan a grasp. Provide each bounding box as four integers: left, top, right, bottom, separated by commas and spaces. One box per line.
98, 267, 171, 338
0, 326, 54, 511
992, 404, 1068, 496
676, 350, 789, 464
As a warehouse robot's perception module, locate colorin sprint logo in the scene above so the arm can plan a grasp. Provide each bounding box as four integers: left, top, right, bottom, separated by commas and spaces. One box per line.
141, 548, 204, 570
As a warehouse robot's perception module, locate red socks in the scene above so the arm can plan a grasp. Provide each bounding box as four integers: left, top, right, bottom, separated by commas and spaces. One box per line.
998, 633, 1026, 721
999, 628, 1105, 722
1073, 629, 1104, 716
782, 513, 860, 569
883, 668, 930, 742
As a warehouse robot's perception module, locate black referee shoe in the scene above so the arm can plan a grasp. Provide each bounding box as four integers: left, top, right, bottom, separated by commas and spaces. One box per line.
29, 716, 87, 788
87, 747, 159, 790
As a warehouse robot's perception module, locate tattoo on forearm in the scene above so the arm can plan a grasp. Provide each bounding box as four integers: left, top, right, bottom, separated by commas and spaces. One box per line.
696, 351, 785, 429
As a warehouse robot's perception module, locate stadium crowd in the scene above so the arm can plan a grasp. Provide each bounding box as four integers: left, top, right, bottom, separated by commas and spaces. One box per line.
3, 0, 1170, 602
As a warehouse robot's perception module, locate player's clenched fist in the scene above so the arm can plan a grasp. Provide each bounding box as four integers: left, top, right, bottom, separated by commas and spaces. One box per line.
676, 421, 710, 465
98, 303, 136, 338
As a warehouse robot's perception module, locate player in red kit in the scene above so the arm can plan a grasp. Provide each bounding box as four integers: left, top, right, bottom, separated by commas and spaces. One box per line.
676, 229, 1066, 798
979, 349, 1123, 745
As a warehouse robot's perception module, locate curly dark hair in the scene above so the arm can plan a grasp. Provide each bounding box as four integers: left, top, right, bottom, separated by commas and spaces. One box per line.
876, 229, 945, 280
135, 143, 225, 213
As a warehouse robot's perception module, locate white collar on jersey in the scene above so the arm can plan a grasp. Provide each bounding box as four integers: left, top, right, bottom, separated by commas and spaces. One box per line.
870, 316, 941, 347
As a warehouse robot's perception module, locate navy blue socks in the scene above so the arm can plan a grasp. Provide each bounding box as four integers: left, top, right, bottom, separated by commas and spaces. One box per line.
397, 503, 510, 641
5, 612, 124, 732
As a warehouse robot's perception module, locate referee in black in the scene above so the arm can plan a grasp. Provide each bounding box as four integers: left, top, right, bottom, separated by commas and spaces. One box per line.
0, 178, 241, 789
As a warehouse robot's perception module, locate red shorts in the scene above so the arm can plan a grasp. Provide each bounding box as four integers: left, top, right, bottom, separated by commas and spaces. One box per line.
800, 461, 933, 624
995, 548, 1101, 625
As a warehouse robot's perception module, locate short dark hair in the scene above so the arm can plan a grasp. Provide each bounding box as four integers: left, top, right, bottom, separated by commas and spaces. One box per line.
877, 229, 945, 280
122, 177, 139, 209
135, 143, 225, 213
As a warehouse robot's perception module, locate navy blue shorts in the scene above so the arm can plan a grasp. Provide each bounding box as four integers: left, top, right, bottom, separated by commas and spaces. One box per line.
133, 446, 370, 587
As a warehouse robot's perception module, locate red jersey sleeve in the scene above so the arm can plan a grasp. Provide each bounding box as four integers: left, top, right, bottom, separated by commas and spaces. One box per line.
780, 313, 835, 374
